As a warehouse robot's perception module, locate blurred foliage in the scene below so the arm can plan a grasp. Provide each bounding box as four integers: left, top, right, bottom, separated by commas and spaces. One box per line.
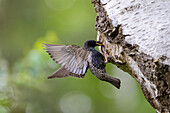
0, 0, 155, 113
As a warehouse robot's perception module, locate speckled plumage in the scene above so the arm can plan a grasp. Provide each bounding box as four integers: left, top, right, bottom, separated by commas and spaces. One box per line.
44, 40, 120, 89
88, 47, 120, 89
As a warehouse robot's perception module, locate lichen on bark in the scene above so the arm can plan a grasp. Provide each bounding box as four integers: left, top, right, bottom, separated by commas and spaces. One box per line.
91, 0, 170, 112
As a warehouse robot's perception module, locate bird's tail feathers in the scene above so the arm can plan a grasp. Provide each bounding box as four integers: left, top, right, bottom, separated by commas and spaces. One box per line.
48, 67, 84, 79
109, 77, 121, 89
96, 74, 121, 89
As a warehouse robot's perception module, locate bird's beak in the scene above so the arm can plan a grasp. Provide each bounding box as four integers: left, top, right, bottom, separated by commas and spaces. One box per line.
96, 41, 103, 46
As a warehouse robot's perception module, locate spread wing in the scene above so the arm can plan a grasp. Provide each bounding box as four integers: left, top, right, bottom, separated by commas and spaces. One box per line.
44, 44, 91, 78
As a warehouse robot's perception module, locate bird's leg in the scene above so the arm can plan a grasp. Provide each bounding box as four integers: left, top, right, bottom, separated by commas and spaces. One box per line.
101, 45, 108, 63
101, 45, 124, 64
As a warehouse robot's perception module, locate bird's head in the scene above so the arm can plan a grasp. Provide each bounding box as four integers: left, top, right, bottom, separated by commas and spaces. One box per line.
84, 40, 103, 49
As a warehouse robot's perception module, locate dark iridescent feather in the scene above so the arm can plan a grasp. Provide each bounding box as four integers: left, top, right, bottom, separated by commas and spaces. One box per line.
44, 40, 121, 89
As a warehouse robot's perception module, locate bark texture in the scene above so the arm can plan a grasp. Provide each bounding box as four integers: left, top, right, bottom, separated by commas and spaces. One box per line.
91, 0, 170, 112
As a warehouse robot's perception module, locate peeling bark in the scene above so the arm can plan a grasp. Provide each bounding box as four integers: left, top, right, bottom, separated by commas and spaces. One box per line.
91, 0, 170, 112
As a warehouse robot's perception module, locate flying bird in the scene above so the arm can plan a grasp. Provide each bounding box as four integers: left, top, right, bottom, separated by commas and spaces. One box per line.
44, 40, 121, 89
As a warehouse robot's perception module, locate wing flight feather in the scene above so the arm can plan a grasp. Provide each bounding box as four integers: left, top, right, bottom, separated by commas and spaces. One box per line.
44, 44, 90, 77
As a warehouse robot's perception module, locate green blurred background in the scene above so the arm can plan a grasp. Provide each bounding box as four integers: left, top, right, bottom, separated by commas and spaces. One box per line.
0, 0, 155, 113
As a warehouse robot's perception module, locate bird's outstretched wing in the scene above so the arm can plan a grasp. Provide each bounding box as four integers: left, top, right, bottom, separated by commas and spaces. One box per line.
47, 67, 84, 79
44, 44, 91, 78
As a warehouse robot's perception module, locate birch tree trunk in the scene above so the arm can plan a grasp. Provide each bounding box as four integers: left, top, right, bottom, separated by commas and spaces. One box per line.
91, 0, 170, 112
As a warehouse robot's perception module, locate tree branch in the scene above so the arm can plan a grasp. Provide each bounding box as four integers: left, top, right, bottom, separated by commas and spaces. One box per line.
91, 0, 170, 112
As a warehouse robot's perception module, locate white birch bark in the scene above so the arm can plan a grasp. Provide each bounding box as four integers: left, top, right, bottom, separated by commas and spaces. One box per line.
91, 0, 170, 112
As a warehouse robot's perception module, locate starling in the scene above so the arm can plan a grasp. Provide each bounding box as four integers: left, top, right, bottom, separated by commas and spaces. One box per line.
44, 40, 121, 89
